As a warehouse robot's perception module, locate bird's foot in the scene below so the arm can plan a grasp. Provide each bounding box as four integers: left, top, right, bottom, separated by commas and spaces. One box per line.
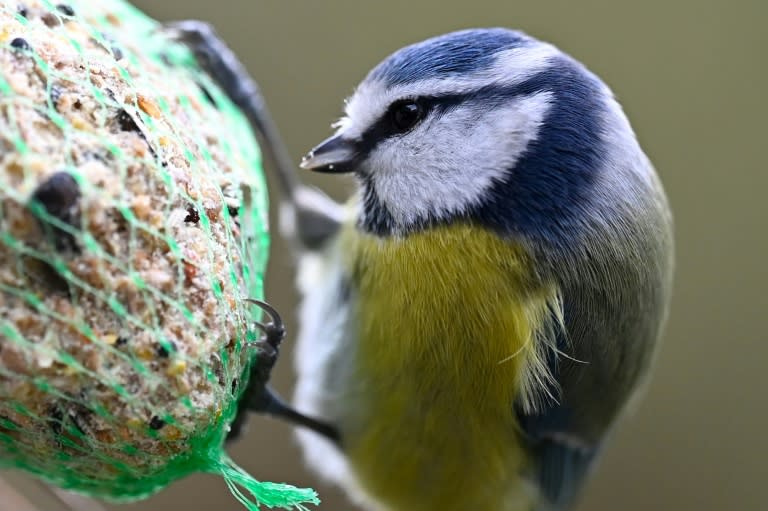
227, 299, 341, 446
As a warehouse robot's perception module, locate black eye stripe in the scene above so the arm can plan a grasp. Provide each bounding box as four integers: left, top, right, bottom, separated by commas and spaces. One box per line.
353, 97, 436, 154
352, 83, 539, 157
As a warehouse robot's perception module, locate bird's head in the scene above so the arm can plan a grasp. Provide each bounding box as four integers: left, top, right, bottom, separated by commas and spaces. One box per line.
301, 28, 656, 243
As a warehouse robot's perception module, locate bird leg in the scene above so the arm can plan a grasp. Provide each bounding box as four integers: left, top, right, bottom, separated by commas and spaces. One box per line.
164, 20, 341, 444
227, 299, 341, 445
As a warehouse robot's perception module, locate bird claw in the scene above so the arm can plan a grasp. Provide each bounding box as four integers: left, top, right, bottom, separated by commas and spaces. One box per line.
162, 20, 219, 69
227, 297, 286, 441
162, 19, 213, 41
245, 298, 286, 351
161, 19, 257, 113
241, 298, 286, 394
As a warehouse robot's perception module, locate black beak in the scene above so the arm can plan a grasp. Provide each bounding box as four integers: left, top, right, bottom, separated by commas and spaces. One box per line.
300, 135, 358, 173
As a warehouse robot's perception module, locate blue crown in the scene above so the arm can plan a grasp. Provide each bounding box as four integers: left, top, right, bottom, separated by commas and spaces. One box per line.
368, 28, 532, 86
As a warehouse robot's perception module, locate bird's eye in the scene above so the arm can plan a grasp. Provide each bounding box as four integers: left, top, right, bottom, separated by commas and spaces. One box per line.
389, 100, 425, 133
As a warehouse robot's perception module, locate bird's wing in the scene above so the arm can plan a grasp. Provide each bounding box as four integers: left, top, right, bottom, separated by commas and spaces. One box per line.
516, 286, 626, 511
519, 288, 660, 510
516, 347, 600, 509
518, 405, 600, 510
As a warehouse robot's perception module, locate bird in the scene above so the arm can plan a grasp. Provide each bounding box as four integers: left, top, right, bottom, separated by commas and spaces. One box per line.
171, 23, 674, 511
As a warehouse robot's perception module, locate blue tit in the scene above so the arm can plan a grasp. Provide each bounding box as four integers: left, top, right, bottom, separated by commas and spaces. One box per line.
173, 23, 673, 511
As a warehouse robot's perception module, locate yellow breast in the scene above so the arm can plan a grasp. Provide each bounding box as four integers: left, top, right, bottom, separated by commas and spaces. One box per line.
341, 223, 555, 511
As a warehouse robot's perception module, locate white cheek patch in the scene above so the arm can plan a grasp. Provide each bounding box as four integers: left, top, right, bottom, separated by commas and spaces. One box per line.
367, 91, 554, 230
339, 43, 560, 140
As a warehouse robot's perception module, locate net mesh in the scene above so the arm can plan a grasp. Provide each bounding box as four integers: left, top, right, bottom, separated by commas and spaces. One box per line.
0, 0, 317, 508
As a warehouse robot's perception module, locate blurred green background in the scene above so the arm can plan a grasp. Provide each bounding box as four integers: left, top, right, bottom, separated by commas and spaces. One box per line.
30, 0, 768, 510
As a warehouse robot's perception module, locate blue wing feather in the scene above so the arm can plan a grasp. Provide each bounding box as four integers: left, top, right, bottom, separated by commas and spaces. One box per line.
516, 315, 600, 510
530, 439, 598, 510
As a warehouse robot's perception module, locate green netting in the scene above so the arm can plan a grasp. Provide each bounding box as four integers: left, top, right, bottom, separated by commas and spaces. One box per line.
0, 0, 317, 509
